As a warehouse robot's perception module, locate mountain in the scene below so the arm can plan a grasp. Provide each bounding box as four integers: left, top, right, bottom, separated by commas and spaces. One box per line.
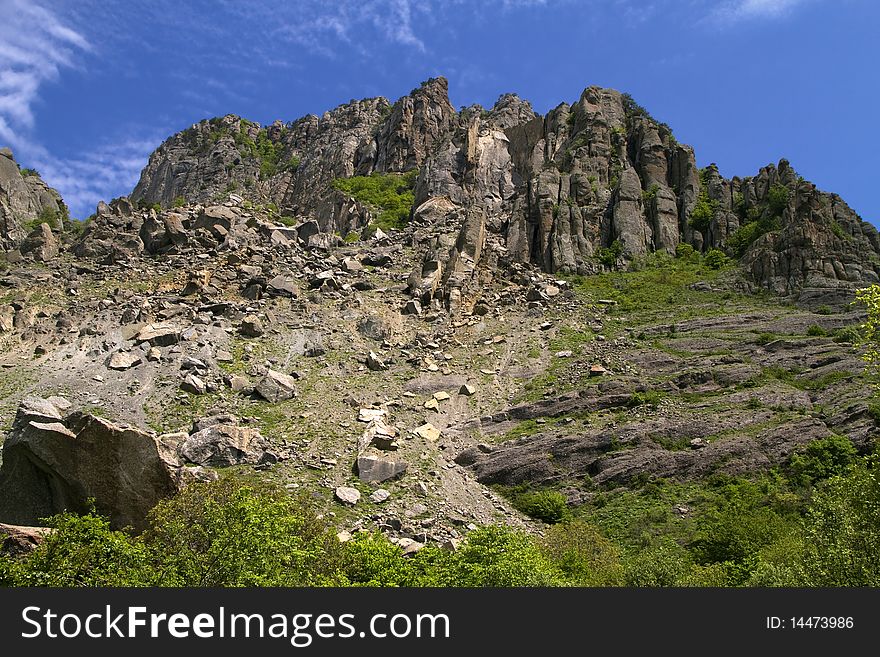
0, 79, 878, 587
129, 77, 880, 305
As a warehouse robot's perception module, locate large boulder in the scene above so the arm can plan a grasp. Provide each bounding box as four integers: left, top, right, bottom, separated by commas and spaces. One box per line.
254, 369, 298, 402
179, 424, 277, 467
0, 399, 184, 530
19, 223, 60, 261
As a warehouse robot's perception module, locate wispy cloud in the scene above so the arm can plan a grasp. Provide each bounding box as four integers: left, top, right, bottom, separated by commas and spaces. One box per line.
709, 0, 815, 24
0, 1, 162, 218
0, 0, 89, 130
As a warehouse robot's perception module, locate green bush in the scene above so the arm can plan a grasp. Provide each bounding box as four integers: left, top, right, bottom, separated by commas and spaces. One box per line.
172, 196, 186, 208
331, 170, 417, 231
340, 533, 412, 586
20, 167, 40, 177
438, 526, 563, 586
623, 538, 695, 587
726, 216, 782, 258
284, 156, 301, 172
510, 489, 570, 524
0, 510, 151, 587
756, 332, 777, 345
806, 324, 827, 337
628, 390, 663, 408
801, 458, 880, 585
703, 249, 728, 270
788, 435, 857, 487
833, 325, 861, 344
830, 221, 847, 240
540, 520, 624, 586
675, 243, 695, 260
144, 478, 342, 586
596, 239, 623, 268
767, 184, 790, 216
688, 197, 715, 233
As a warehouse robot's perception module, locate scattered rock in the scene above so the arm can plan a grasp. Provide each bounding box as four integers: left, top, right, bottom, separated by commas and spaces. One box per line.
357, 454, 408, 483
413, 423, 441, 442
255, 369, 298, 402
334, 486, 361, 505
370, 489, 391, 503
108, 351, 141, 371
181, 374, 207, 395
240, 315, 265, 338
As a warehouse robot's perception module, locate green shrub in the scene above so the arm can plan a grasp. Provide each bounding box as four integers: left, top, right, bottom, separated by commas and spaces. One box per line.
756, 332, 777, 345
596, 239, 623, 268
284, 155, 301, 172
540, 520, 624, 586
703, 249, 728, 270
641, 183, 660, 203
816, 305, 832, 315
688, 197, 715, 233
830, 221, 847, 240
439, 526, 563, 586
331, 170, 417, 231
801, 458, 880, 585
833, 325, 861, 344
344, 231, 360, 243
510, 489, 570, 524
689, 479, 797, 584
340, 533, 412, 586
0, 509, 151, 587
628, 390, 663, 408
20, 167, 40, 177
788, 435, 857, 487
172, 196, 186, 208
623, 538, 695, 586
144, 478, 343, 586
806, 324, 827, 337
675, 243, 695, 260
726, 216, 782, 258
767, 184, 790, 216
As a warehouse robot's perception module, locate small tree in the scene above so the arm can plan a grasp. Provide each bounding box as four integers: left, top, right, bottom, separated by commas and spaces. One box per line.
855, 284, 880, 377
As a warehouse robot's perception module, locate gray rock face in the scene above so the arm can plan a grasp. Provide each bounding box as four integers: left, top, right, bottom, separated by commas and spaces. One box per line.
123, 79, 880, 295
0, 149, 65, 251
19, 223, 60, 261
0, 400, 182, 530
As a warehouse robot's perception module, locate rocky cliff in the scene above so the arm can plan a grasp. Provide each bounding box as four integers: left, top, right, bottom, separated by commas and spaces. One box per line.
128, 78, 880, 300
0, 148, 66, 252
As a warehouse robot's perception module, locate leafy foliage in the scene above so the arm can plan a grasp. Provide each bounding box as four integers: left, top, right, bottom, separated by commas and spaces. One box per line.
767, 184, 790, 216
703, 248, 728, 270
331, 170, 417, 230
726, 215, 782, 258
144, 479, 342, 586
787, 435, 857, 487
596, 239, 623, 268
856, 284, 880, 374
507, 488, 570, 524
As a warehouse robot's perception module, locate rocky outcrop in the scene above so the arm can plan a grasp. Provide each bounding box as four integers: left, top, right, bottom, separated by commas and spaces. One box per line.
0, 399, 281, 530
0, 148, 65, 251
125, 79, 879, 297
0, 398, 184, 530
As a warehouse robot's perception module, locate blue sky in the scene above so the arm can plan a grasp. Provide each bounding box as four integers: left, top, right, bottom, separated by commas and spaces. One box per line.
1, 0, 877, 222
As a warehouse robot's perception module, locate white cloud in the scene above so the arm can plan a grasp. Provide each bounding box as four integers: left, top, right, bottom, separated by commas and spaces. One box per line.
0, 0, 89, 129
0, 1, 163, 218
710, 0, 813, 24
